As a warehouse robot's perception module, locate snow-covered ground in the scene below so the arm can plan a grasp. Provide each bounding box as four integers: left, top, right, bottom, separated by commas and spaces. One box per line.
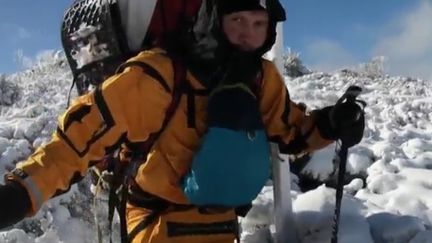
0, 52, 431, 243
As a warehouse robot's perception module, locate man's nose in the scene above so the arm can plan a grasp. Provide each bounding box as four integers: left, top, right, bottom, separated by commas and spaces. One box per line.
238, 24, 257, 47
239, 22, 255, 39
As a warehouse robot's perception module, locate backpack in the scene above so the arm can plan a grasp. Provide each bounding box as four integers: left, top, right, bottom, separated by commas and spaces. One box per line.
61, 0, 202, 97
60, 0, 201, 242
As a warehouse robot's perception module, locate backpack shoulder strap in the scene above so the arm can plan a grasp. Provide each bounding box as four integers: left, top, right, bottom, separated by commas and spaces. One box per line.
114, 56, 186, 159
115, 56, 186, 134
122, 59, 186, 243
116, 60, 172, 92
167, 57, 186, 121
107, 57, 186, 243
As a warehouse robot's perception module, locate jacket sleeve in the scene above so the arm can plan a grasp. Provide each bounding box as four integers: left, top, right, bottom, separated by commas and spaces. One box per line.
5, 52, 175, 215
259, 60, 332, 155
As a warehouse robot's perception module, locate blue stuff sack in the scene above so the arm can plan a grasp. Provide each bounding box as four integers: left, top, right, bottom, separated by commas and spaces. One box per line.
182, 82, 271, 207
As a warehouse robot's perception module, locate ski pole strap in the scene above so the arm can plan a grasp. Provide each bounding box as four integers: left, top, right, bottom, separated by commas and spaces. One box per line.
93, 173, 104, 243
66, 78, 76, 107
119, 185, 129, 243
107, 182, 123, 243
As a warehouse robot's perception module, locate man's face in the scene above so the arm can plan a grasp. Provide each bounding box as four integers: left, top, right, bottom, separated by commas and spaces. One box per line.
222, 10, 269, 52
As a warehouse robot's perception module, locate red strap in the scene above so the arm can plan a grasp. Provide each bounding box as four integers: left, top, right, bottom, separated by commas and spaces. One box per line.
253, 70, 264, 97
147, 0, 203, 40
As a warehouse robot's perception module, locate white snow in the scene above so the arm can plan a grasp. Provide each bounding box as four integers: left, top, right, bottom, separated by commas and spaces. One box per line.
0, 50, 431, 243
70, 23, 111, 69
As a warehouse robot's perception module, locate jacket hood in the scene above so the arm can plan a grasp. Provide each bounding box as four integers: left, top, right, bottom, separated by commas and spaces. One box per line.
189, 0, 286, 61
177, 0, 286, 85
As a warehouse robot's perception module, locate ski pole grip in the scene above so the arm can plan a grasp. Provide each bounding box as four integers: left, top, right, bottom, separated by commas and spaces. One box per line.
329, 85, 363, 129
337, 85, 362, 105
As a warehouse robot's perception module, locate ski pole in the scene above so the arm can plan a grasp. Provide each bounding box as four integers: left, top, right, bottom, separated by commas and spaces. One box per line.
331, 142, 348, 243
330, 85, 363, 243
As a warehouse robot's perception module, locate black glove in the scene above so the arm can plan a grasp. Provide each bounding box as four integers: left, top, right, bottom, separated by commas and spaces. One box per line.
0, 181, 31, 229
315, 101, 365, 147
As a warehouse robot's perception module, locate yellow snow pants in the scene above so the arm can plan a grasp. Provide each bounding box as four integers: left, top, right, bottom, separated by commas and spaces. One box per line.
126, 203, 238, 243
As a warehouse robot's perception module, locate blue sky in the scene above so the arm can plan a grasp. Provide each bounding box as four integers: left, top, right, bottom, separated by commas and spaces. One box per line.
0, 0, 71, 72
284, 0, 432, 79
1, 0, 432, 79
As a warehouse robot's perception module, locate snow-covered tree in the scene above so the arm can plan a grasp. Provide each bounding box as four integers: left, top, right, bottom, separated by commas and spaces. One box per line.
358, 56, 387, 78
283, 48, 311, 78
0, 74, 21, 106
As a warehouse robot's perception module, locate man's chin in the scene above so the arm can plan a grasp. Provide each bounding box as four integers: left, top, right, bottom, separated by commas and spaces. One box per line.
231, 43, 258, 52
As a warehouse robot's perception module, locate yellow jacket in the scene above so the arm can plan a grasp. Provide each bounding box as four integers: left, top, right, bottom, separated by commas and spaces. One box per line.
7, 48, 331, 215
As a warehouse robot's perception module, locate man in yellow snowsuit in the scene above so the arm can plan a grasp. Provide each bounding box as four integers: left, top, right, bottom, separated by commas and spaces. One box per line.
0, 0, 365, 242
